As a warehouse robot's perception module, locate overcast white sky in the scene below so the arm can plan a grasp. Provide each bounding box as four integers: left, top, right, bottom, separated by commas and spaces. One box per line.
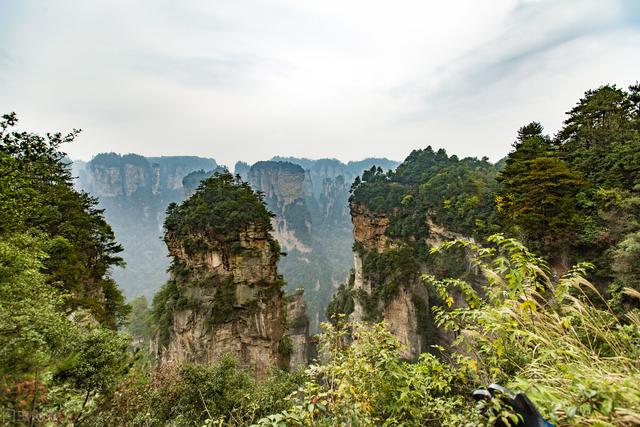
1, 0, 639, 167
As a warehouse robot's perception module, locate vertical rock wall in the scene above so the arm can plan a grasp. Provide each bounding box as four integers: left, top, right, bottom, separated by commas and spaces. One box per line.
161, 225, 286, 377
350, 203, 426, 359
285, 288, 310, 369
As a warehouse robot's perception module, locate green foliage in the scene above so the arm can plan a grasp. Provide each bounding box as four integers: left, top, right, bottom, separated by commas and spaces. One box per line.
556, 84, 640, 189
0, 112, 129, 328
254, 321, 479, 426
86, 357, 306, 426
259, 235, 640, 426
497, 123, 586, 258
279, 336, 293, 358
427, 235, 640, 426
0, 233, 131, 422
164, 171, 276, 256
0, 232, 72, 379
151, 279, 181, 348
350, 147, 500, 240
0, 113, 133, 422
610, 231, 640, 310
491, 85, 640, 311
55, 328, 132, 397
362, 246, 421, 304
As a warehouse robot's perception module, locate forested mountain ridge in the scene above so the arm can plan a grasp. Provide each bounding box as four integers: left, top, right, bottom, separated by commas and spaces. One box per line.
328, 84, 640, 355
497, 84, 640, 305
309, 84, 640, 426
326, 148, 501, 358
74, 154, 398, 331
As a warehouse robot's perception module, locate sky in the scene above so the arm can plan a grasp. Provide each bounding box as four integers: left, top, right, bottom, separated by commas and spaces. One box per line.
1, 0, 639, 167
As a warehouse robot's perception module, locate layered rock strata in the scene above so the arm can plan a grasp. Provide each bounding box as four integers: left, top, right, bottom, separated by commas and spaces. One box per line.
161, 221, 286, 376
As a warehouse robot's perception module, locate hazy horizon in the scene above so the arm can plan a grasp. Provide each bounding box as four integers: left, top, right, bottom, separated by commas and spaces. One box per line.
2, 0, 639, 167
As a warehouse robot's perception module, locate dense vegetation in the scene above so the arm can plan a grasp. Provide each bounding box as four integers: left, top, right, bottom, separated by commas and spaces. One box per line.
256, 236, 640, 426
343, 147, 500, 333
341, 84, 640, 332
87, 357, 306, 426
164, 171, 276, 249
0, 113, 132, 423
497, 84, 640, 308
350, 148, 500, 240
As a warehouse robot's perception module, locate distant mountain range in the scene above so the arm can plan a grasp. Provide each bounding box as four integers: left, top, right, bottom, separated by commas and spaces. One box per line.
72, 153, 398, 328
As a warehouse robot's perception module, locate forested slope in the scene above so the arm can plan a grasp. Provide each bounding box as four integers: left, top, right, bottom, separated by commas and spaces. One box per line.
0, 113, 132, 423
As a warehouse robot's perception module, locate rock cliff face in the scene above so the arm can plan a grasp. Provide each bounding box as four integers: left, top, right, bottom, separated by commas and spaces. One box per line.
157, 173, 290, 376
350, 204, 427, 359
162, 225, 285, 376
248, 161, 313, 253
285, 289, 310, 369
341, 147, 500, 360
350, 203, 392, 253
237, 158, 399, 332
349, 205, 473, 360
73, 153, 217, 298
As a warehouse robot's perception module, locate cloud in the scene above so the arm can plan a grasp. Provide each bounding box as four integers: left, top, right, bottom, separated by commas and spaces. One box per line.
398, 0, 630, 110
0, 0, 638, 166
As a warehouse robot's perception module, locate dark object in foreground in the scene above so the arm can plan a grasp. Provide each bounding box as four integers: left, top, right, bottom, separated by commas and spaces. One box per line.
472, 384, 555, 427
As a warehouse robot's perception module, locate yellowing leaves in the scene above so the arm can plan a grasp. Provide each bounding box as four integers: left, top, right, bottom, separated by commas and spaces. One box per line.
519, 299, 537, 313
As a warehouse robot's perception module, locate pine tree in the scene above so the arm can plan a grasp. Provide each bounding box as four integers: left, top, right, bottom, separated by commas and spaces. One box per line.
497, 123, 585, 265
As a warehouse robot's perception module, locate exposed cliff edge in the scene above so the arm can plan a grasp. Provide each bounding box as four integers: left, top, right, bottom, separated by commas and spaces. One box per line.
248, 161, 313, 253
241, 158, 399, 332
154, 172, 289, 376
332, 147, 500, 360
349, 204, 428, 359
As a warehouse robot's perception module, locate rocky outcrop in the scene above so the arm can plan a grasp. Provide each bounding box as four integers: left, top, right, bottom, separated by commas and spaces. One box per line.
162, 224, 286, 376
285, 288, 310, 369
349, 203, 473, 359
248, 161, 313, 253
235, 158, 398, 333
234, 161, 250, 182
349, 204, 426, 360
351, 203, 393, 253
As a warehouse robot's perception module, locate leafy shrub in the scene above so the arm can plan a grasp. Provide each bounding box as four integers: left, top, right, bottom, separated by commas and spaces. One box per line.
86, 357, 306, 426
427, 235, 640, 425
257, 235, 640, 426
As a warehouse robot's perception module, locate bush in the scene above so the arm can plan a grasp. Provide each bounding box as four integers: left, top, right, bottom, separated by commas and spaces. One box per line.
86, 356, 306, 426
256, 235, 640, 426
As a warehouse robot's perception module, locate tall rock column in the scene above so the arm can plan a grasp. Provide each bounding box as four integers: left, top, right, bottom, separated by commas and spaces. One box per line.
285, 288, 310, 369
349, 203, 427, 360
155, 172, 287, 376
